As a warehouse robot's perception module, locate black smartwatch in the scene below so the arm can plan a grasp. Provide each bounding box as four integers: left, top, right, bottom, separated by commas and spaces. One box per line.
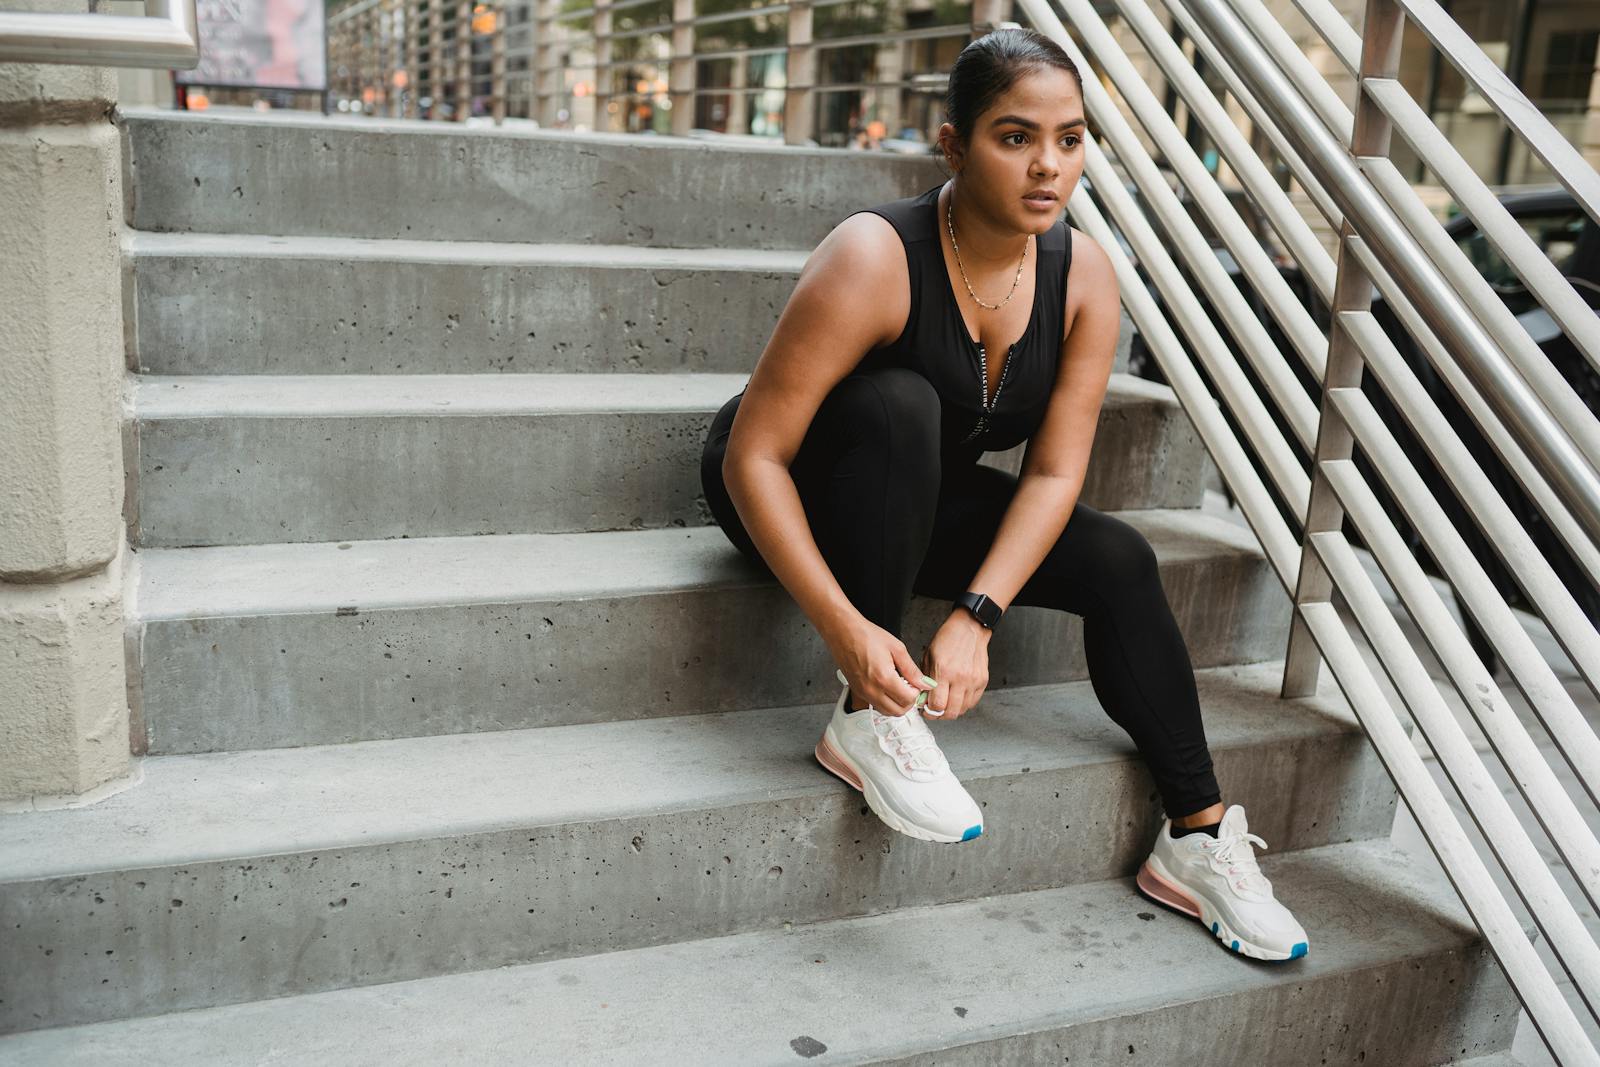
955, 591, 1003, 630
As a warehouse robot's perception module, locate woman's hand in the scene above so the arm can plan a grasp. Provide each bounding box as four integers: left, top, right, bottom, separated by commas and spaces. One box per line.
920, 610, 993, 719
827, 617, 934, 717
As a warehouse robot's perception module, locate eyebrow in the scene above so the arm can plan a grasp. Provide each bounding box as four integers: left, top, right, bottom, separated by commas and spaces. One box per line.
989, 115, 1086, 130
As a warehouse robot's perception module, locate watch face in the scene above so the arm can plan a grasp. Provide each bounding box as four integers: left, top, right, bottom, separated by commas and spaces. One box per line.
962, 592, 998, 627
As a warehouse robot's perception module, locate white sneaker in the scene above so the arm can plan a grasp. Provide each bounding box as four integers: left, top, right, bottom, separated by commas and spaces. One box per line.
814, 668, 984, 843
1135, 803, 1309, 961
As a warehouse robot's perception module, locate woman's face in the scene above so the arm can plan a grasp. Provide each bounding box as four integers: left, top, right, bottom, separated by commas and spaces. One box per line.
945, 66, 1086, 236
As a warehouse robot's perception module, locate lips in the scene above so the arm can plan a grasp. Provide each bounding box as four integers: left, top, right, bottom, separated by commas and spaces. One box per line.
1023, 190, 1058, 203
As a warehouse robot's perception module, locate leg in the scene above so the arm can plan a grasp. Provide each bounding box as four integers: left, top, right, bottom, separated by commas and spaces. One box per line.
704, 373, 988, 845
700, 366, 943, 640
912, 463, 1223, 821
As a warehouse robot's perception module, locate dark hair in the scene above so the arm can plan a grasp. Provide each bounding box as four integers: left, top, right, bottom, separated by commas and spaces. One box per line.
943, 27, 1083, 148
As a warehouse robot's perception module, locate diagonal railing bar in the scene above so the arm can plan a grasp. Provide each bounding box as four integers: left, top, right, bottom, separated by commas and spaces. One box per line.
1085, 0, 1331, 379
1300, 587, 1597, 1063
1316, 524, 1600, 1043
1344, 235, 1600, 598
1312, 467, 1600, 1024
1394, 0, 1600, 223
1288, 0, 1360, 74
1013, 0, 1317, 518
1363, 81, 1600, 378
1055, 0, 1329, 391
1339, 254, 1600, 695
1157, 0, 1345, 273
1358, 154, 1600, 468
1289, 0, 1600, 379
1215, 0, 1600, 485
1206, 0, 1356, 144
1078, 131, 1314, 539
1328, 366, 1600, 812
1137, 0, 1600, 705
1178, 0, 1600, 544
1070, 138, 1305, 585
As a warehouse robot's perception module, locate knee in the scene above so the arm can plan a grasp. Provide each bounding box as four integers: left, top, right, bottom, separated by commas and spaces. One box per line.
831, 367, 942, 457
1095, 519, 1161, 593
1039, 513, 1161, 601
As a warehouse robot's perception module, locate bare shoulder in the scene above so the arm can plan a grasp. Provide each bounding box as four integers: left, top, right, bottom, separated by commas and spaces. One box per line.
728, 209, 911, 466
780, 209, 910, 355
1063, 226, 1118, 331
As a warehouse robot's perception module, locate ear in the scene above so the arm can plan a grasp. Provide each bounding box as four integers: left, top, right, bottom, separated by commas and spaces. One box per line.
937, 122, 964, 172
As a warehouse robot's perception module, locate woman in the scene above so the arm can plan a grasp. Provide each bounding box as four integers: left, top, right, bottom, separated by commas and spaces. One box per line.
699, 27, 1308, 963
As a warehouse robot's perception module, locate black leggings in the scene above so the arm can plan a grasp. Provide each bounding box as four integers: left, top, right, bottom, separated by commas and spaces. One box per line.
699, 365, 1223, 820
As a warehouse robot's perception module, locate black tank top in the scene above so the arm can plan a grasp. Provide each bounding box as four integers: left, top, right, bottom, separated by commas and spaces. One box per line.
848, 183, 1073, 465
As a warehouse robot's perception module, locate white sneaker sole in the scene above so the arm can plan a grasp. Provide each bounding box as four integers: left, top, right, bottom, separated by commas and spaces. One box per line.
814, 730, 982, 845
1136, 853, 1309, 962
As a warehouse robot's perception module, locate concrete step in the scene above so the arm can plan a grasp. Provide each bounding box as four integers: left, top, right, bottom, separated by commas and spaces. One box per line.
0, 660, 1399, 1032
126, 233, 806, 376
0, 838, 1519, 1062
119, 109, 937, 249
129, 510, 1288, 754
127, 373, 1211, 548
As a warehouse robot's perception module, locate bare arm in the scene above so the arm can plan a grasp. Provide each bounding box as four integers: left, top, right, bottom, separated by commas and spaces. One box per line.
969, 228, 1120, 609
721, 212, 931, 713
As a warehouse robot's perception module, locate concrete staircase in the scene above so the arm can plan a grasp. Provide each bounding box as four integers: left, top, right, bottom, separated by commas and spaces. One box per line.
0, 109, 1524, 1063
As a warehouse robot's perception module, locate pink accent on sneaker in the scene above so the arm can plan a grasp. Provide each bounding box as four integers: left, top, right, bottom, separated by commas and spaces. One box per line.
1137, 861, 1202, 918
815, 736, 864, 791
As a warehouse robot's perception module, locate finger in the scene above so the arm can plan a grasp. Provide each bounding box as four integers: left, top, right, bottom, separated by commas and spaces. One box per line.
891, 644, 930, 698
918, 652, 952, 716
922, 671, 950, 718
948, 683, 972, 720
873, 674, 918, 717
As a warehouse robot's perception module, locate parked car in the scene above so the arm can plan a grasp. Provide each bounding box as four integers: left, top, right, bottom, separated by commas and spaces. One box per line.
1094, 180, 1600, 669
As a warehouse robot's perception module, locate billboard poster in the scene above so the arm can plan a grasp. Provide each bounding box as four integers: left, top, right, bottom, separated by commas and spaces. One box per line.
176, 0, 329, 92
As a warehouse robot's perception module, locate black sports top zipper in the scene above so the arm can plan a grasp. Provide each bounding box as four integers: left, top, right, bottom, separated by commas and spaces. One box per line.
961, 341, 1017, 445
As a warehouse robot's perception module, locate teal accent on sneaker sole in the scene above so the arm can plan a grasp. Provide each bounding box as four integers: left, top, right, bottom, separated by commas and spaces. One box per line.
961, 824, 983, 842
1289, 941, 1308, 959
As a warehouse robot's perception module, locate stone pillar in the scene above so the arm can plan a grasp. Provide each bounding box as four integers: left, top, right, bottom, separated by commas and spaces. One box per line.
0, 0, 131, 805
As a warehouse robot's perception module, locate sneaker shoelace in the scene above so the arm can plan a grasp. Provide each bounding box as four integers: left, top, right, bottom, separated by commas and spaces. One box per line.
833, 669, 948, 778
871, 709, 947, 778
1204, 828, 1271, 895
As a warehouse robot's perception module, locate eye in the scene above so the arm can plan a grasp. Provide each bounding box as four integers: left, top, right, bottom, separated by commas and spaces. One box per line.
1002, 132, 1028, 146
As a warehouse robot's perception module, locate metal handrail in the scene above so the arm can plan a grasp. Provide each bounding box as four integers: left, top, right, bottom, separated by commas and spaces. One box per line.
1013, 0, 1600, 1059
1088, 0, 1600, 865
1204, 0, 1600, 536
0, 0, 199, 68
1285, 0, 1600, 390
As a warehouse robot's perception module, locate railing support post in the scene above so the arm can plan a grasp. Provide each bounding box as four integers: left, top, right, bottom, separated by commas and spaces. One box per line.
428, 0, 445, 118
454, 0, 471, 119
594, 0, 613, 131
491, 0, 506, 123
784, 0, 813, 146
1281, 0, 1404, 698
533, 0, 556, 126
670, 0, 695, 135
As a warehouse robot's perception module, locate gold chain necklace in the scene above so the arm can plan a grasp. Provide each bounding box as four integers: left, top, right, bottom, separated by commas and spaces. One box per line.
945, 187, 1029, 311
